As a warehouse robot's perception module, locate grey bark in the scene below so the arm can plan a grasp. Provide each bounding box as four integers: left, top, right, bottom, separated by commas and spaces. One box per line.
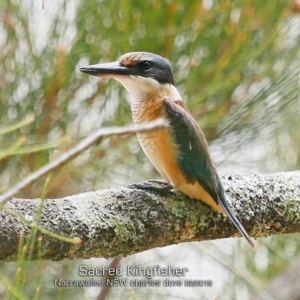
0, 171, 300, 262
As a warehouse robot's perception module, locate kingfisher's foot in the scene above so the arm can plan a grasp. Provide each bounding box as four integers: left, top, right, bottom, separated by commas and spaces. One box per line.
129, 180, 173, 196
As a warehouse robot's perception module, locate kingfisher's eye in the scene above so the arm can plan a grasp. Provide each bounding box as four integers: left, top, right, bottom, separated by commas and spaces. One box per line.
139, 61, 152, 71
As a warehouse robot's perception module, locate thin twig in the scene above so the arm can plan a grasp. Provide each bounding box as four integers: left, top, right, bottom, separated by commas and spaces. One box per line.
97, 255, 123, 300
0, 119, 168, 205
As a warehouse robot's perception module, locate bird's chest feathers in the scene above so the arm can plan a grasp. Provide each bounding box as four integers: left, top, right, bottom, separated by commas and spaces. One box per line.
131, 96, 171, 151
130, 96, 180, 180
131, 95, 164, 123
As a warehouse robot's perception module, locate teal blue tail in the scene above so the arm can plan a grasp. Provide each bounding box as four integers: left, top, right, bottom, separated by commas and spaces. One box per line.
219, 200, 255, 249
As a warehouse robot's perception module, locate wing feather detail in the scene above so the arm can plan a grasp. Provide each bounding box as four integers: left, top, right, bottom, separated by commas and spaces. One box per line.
163, 97, 221, 205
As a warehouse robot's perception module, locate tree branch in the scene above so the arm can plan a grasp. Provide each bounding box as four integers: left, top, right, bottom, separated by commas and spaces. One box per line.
0, 118, 168, 205
1, 172, 300, 261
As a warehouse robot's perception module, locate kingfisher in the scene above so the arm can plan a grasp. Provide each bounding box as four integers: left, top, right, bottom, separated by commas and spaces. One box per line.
80, 52, 254, 248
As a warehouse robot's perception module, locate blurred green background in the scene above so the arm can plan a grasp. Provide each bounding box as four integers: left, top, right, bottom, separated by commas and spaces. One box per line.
1, 0, 300, 299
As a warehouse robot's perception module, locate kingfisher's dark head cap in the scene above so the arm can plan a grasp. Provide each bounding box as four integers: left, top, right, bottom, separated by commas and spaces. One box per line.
117, 52, 174, 85
80, 51, 174, 85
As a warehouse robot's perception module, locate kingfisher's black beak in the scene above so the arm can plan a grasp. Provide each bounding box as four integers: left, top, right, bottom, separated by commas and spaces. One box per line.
79, 61, 131, 77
